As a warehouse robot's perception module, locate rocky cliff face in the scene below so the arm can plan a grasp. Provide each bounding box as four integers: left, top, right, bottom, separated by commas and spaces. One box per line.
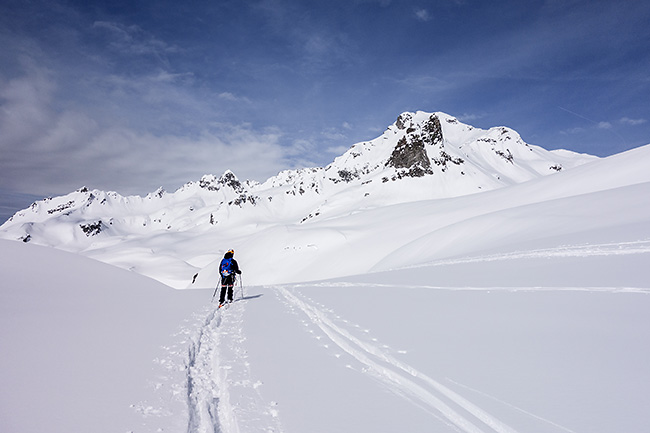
385, 113, 462, 178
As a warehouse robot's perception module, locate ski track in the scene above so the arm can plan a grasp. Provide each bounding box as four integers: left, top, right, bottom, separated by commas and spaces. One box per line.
186, 294, 284, 433
276, 286, 528, 433
444, 379, 578, 433
300, 282, 650, 294
410, 239, 650, 269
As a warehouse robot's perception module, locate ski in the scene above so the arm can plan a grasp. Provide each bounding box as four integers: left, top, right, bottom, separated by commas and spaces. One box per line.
218, 299, 235, 309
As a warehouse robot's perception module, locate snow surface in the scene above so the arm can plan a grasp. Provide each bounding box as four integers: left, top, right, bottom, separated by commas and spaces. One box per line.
1, 127, 650, 431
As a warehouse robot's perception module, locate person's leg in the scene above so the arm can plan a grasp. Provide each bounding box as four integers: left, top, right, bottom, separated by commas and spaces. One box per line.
227, 275, 236, 301
219, 280, 227, 304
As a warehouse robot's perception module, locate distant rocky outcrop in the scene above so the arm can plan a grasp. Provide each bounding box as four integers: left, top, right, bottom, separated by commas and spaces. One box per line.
80, 221, 104, 236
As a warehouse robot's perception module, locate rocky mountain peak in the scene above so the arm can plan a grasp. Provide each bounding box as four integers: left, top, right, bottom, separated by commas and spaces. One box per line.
199, 170, 244, 193
385, 114, 445, 177
386, 135, 433, 176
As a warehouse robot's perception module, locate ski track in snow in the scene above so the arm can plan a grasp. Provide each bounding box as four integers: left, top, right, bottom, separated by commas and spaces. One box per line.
301, 283, 650, 294
276, 286, 549, 433
186, 296, 285, 433
444, 379, 578, 433
409, 239, 650, 269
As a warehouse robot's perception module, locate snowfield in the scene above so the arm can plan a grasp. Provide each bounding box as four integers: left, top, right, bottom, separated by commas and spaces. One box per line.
1, 127, 650, 431
2, 237, 649, 433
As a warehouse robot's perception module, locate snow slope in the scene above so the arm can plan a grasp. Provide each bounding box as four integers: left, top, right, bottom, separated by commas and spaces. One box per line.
0, 240, 209, 433
1, 141, 649, 432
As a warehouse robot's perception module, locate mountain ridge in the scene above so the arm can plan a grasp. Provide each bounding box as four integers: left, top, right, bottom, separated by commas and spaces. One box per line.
2, 111, 595, 240
0, 110, 601, 286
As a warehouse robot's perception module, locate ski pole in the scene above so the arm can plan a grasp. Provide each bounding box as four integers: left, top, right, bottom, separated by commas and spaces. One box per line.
239, 274, 244, 300
211, 276, 222, 302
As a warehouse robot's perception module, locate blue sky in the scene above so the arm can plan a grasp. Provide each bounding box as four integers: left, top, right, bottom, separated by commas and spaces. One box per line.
1, 0, 649, 207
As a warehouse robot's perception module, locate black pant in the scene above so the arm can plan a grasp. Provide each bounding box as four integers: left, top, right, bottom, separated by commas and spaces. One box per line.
219, 275, 235, 303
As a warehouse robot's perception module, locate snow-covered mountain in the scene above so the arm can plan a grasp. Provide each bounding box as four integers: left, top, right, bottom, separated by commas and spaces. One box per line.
0, 111, 596, 287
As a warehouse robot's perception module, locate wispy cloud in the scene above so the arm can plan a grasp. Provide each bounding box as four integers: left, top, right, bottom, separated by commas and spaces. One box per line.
560, 127, 586, 135
92, 21, 180, 59
321, 128, 348, 142
396, 74, 449, 92
148, 70, 195, 84
0, 62, 290, 195
325, 145, 351, 155
620, 117, 647, 126
217, 92, 252, 104
2, 0, 649, 198
414, 9, 432, 22
458, 113, 486, 122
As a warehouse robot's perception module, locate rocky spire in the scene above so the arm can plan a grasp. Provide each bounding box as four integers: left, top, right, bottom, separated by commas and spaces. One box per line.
385, 114, 445, 177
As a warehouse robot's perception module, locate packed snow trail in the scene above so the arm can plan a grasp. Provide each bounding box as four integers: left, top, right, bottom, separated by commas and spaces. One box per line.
186, 295, 285, 433
186, 305, 230, 433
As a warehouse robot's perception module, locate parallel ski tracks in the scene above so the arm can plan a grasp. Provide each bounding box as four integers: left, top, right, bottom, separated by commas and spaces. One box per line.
410, 239, 650, 269
277, 286, 523, 433
186, 283, 586, 433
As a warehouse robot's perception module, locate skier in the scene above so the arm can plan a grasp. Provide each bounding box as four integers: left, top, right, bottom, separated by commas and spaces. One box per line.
218, 249, 242, 306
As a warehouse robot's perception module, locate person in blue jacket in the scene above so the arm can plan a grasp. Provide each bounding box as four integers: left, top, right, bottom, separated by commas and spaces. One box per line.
218, 249, 241, 306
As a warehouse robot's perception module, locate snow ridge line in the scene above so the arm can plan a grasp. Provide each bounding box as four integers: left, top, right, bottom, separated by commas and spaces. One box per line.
277, 287, 519, 433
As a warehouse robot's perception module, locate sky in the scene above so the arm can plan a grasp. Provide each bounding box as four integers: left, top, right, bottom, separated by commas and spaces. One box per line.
1, 0, 649, 206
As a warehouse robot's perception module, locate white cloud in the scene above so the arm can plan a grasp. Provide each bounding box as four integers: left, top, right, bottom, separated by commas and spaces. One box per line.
560, 127, 586, 135
415, 9, 432, 22
620, 117, 647, 126
149, 70, 195, 84
218, 92, 252, 104
93, 21, 181, 58
321, 128, 348, 142
458, 113, 485, 122
0, 65, 290, 196
598, 121, 612, 129
326, 145, 351, 155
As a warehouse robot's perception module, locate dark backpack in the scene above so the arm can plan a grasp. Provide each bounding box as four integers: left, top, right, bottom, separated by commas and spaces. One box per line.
220, 257, 234, 277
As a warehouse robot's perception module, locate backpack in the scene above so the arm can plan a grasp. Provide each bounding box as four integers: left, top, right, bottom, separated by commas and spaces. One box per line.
220, 257, 234, 277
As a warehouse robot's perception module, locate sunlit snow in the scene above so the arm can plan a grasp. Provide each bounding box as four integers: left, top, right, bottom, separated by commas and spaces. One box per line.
1, 113, 649, 433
